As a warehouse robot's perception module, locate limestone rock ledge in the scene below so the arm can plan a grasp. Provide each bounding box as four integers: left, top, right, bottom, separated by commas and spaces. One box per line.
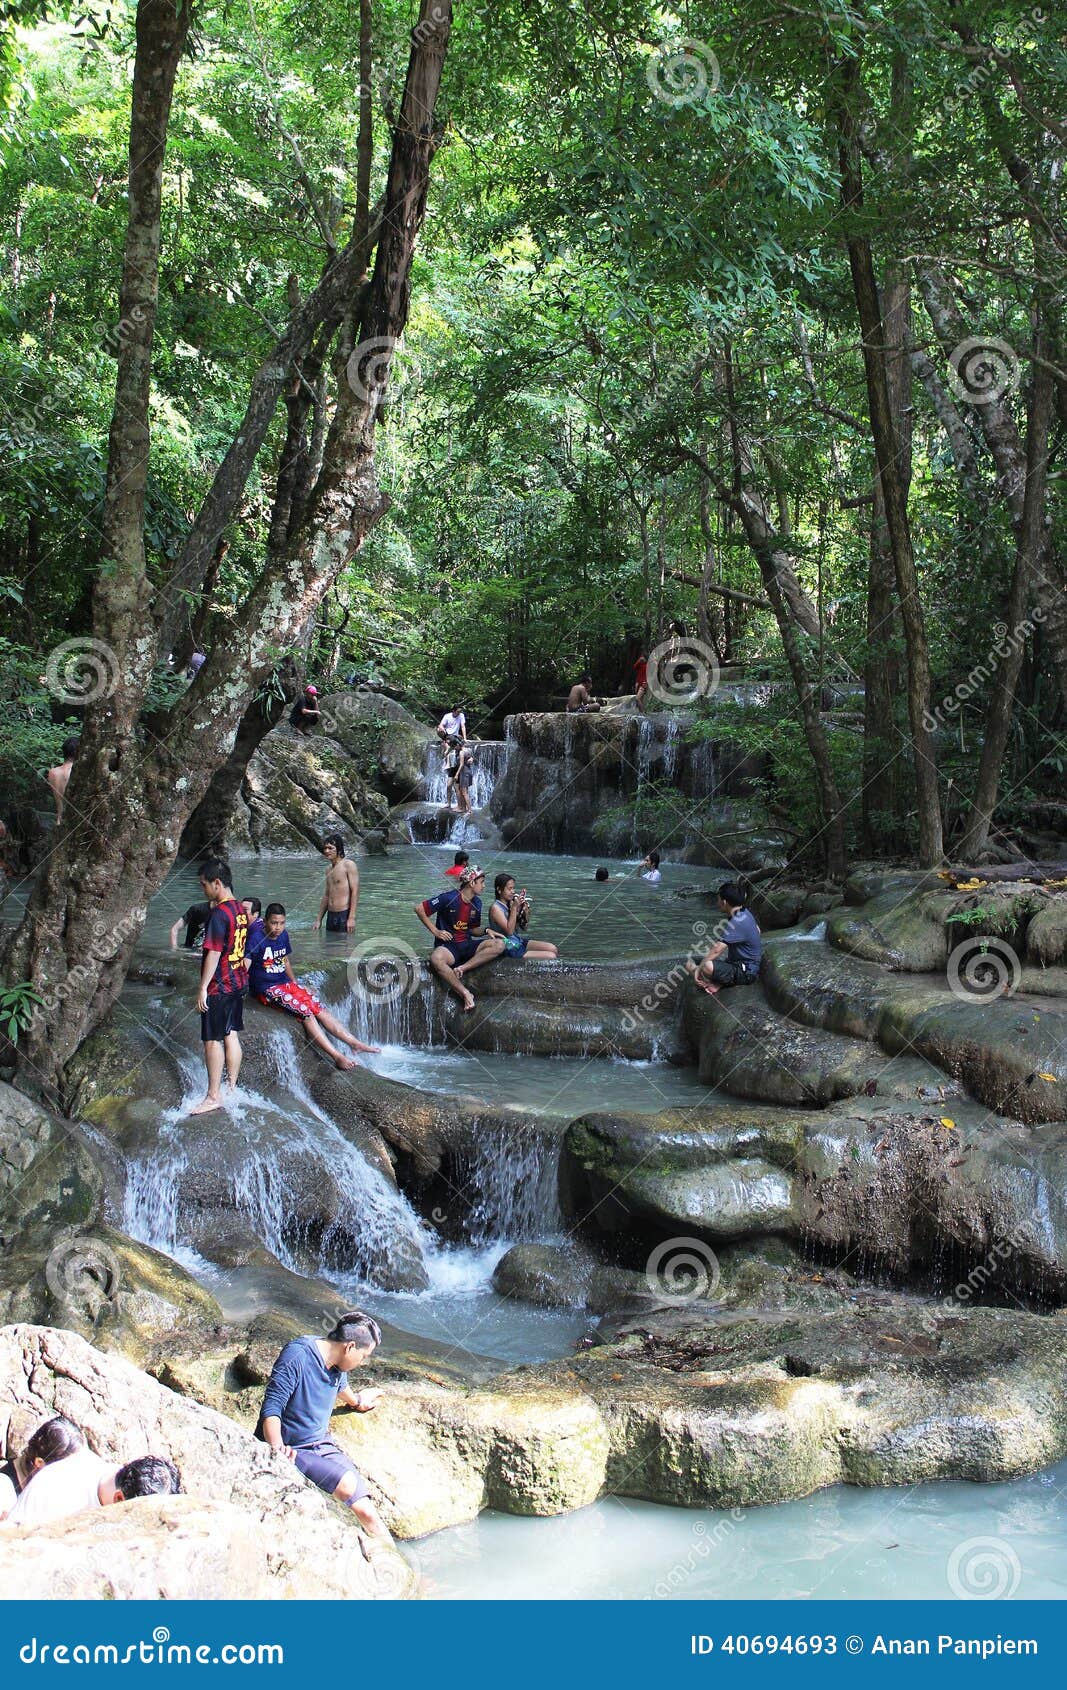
0, 1325, 415, 1599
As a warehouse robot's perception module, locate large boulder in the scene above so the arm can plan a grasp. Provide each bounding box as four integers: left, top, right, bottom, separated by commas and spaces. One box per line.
232, 729, 390, 854
161, 1293, 1067, 1532
0, 1324, 416, 1597
0, 1084, 221, 1359
0, 1495, 379, 1600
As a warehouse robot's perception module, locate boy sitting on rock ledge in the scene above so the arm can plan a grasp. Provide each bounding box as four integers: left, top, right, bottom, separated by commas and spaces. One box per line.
690, 882, 762, 995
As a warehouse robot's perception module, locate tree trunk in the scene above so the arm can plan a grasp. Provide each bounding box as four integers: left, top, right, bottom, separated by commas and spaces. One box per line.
837, 54, 943, 865
956, 350, 1054, 858
4, 0, 453, 1095
861, 260, 910, 851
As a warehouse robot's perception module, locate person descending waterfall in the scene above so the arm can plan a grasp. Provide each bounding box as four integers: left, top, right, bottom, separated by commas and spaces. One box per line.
317, 834, 359, 935
248, 903, 380, 1070
633, 650, 648, 711
442, 737, 465, 812
414, 864, 503, 1011
454, 740, 475, 816
257, 1312, 390, 1540
690, 881, 763, 996
189, 857, 249, 1116
482, 874, 559, 962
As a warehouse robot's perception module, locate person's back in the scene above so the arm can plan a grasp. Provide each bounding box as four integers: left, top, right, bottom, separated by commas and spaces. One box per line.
723, 904, 762, 969
8, 1445, 112, 1529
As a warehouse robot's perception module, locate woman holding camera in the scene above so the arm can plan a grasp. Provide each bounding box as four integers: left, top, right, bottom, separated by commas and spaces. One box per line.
484, 873, 559, 960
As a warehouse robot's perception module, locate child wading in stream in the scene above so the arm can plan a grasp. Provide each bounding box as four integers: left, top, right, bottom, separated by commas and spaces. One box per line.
690, 881, 762, 995
248, 904, 380, 1070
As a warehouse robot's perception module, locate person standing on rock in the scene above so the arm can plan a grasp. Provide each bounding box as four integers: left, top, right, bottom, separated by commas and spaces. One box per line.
257, 1312, 390, 1540
633, 651, 648, 711
190, 857, 249, 1115
248, 903, 380, 1070
317, 834, 360, 935
454, 741, 475, 816
415, 865, 503, 1010
690, 881, 762, 995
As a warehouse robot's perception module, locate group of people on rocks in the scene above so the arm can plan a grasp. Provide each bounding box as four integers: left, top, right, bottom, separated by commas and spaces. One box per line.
414, 851, 559, 1013
172, 840, 379, 1115
0, 1415, 180, 1529
175, 835, 762, 1108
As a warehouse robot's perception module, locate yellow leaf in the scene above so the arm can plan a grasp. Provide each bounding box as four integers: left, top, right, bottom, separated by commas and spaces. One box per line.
940, 1117, 956, 1130
1038, 1073, 1058, 1084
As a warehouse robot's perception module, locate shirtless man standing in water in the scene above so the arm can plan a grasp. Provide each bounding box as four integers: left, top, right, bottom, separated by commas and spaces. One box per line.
317, 834, 360, 935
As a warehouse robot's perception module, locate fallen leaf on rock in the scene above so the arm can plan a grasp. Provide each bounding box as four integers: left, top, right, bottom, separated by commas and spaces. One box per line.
940, 1117, 956, 1129
1038, 1072, 1058, 1083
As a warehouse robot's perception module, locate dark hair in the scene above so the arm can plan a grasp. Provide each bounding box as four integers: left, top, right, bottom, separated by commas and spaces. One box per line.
494, 872, 514, 898
323, 833, 345, 857
327, 1311, 382, 1349
595, 867, 609, 882
115, 1456, 182, 1499
582, 673, 592, 684
647, 851, 660, 869
26, 1416, 84, 1467
243, 897, 262, 917
61, 736, 81, 760
453, 851, 469, 867
199, 856, 233, 888
719, 881, 747, 908
265, 902, 286, 919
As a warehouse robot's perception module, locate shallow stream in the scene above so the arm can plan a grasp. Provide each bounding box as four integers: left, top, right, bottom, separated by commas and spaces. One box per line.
43, 844, 1067, 1598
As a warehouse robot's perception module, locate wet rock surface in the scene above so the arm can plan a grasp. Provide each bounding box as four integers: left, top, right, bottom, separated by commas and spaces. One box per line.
0, 1325, 414, 1597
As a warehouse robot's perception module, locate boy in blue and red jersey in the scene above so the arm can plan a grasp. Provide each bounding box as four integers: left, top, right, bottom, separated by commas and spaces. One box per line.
189, 857, 249, 1115
413, 864, 503, 1011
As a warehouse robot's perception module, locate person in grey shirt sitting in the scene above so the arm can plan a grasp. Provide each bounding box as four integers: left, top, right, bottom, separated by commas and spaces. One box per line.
690, 882, 762, 995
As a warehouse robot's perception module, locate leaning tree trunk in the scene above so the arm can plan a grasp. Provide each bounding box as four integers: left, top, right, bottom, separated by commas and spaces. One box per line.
4, 0, 453, 1097
956, 347, 1055, 858
837, 54, 943, 866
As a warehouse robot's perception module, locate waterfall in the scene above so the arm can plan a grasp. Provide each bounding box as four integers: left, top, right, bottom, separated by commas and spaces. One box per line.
418, 737, 511, 843
455, 1121, 562, 1242
121, 1043, 435, 1290
336, 972, 444, 1050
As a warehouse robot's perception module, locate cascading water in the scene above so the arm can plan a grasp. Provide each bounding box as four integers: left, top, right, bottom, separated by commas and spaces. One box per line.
455, 1121, 562, 1243
416, 737, 511, 842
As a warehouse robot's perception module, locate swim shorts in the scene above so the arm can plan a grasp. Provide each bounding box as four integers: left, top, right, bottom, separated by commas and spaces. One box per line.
434, 937, 482, 966
324, 909, 350, 933
201, 989, 245, 1043
291, 1438, 370, 1500
257, 981, 323, 1020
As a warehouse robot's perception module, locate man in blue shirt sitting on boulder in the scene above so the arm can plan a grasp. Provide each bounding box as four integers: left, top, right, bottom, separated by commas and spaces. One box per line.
257, 1311, 389, 1538
689, 881, 762, 996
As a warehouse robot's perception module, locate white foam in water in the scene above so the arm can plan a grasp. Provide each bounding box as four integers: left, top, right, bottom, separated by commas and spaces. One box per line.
778, 919, 828, 942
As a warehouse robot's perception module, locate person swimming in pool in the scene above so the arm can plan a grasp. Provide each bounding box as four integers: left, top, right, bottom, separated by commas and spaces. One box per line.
480, 874, 559, 962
